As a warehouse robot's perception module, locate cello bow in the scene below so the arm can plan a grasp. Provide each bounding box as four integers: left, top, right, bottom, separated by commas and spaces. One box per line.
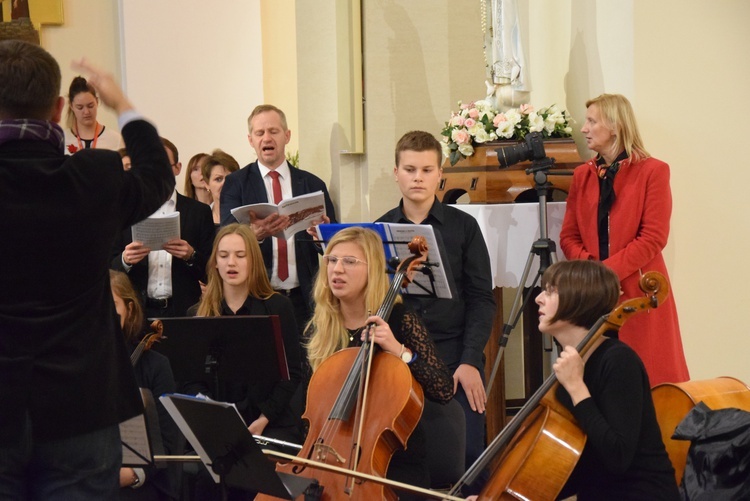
256, 236, 435, 500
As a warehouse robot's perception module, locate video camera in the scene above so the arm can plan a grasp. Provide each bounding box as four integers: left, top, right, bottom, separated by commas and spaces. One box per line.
496, 131, 548, 169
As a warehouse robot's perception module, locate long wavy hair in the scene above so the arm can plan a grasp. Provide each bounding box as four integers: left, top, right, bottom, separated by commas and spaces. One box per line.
196, 224, 275, 317
586, 93, 650, 163
306, 227, 398, 371
109, 270, 144, 343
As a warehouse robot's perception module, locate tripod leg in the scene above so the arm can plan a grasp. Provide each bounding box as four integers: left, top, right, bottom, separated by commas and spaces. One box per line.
485, 249, 542, 398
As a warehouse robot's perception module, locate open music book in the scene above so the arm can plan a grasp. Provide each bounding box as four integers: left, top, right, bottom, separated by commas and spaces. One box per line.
230, 190, 326, 240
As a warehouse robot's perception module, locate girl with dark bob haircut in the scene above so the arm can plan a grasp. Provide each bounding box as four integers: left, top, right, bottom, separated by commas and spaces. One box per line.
540, 259, 620, 329
532, 259, 679, 500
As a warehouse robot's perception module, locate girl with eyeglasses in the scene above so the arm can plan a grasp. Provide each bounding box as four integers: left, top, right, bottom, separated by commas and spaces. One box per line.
302, 226, 453, 499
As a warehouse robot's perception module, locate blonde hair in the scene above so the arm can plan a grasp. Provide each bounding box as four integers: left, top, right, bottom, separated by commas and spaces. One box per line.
247, 104, 288, 133
196, 224, 275, 317
586, 93, 650, 163
306, 227, 398, 371
109, 270, 143, 343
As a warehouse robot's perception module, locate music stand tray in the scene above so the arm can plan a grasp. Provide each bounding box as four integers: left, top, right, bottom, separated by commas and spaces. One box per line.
151, 316, 288, 389
160, 394, 312, 499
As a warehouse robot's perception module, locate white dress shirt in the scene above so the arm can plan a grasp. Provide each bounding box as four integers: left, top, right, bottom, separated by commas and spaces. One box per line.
257, 161, 299, 290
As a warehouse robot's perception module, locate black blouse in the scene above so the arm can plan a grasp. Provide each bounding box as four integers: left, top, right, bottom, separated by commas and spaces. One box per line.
302, 302, 452, 404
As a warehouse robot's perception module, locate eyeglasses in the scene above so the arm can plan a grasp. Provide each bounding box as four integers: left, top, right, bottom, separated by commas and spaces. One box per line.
323, 255, 367, 269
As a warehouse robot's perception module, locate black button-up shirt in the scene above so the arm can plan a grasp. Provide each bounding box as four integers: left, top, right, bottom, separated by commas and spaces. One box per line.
377, 197, 495, 370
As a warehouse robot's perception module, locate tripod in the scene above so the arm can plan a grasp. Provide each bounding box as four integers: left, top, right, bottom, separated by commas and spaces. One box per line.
485, 158, 560, 399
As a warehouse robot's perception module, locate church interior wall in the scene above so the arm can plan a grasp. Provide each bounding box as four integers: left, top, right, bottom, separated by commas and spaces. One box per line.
32, 0, 750, 384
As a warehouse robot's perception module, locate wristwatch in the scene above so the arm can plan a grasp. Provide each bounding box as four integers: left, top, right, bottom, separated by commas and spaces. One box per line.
399, 344, 413, 363
184, 249, 197, 266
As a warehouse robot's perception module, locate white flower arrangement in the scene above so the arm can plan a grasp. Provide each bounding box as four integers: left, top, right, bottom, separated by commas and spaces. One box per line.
441, 100, 574, 166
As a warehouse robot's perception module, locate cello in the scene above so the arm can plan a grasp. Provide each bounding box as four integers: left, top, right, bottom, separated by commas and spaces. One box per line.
130, 319, 165, 366
652, 377, 750, 485
449, 271, 670, 500
257, 236, 434, 500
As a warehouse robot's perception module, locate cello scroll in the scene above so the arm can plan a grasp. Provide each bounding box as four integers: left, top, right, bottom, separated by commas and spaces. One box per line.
130, 319, 166, 366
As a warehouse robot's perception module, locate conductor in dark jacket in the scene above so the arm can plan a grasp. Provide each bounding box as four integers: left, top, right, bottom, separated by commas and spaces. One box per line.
0, 42, 174, 499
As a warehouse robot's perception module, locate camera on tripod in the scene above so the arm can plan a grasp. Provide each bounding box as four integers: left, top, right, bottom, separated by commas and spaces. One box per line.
496, 131, 548, 169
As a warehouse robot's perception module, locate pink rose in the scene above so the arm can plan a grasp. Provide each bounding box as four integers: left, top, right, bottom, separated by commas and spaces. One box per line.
464, 118, 476, 128
493, 114, 507, 127
451, 115, 465, 127
519, 104, 534, 114
468, 108, 480, 119
451, 129, 470, 145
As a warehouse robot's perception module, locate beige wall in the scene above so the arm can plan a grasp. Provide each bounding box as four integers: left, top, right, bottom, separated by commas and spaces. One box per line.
634, 1, 750, 382
288, 1, 750, 383
120, 0, 263, 191
260, 0, 298, 157
41, 1, 264, 192
35, 1, 750, 383
42, 0, 121, 138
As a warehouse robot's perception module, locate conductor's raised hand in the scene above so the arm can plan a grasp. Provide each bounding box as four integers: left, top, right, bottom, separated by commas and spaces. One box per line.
71, 58, 133, 115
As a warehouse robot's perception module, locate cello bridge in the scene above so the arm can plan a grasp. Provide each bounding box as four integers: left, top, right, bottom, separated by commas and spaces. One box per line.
313, 443, 345, 464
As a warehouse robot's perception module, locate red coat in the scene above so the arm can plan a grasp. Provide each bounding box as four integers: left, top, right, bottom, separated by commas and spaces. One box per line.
560, 156, 689, 385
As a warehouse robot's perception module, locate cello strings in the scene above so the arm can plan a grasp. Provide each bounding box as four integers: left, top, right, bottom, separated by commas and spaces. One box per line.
306, 264, 409, 492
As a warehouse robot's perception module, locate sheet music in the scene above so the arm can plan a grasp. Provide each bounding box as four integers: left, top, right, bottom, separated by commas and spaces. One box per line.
381, 223, 453, 299
120, 414, 152, 466
120, 388, 165, 467
131, 212, 181, 249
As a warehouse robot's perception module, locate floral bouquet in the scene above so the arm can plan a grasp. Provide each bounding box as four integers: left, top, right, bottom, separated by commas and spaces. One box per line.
440, 100, 574, 166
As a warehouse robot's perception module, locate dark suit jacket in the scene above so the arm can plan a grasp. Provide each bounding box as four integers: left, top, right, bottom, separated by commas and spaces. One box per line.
219, 162, 337, 307
111, 193, 215, 318
0, 119, 174, 445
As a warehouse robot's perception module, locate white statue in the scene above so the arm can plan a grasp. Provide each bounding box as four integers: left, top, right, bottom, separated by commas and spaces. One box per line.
483, 0, 530, 110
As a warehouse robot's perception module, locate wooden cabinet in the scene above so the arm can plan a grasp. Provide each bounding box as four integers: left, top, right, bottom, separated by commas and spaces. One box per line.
438, 139, 581, 204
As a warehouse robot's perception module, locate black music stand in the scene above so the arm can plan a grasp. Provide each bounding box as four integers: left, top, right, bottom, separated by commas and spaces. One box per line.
151, 316, 288, 401
160, 394, 313, 499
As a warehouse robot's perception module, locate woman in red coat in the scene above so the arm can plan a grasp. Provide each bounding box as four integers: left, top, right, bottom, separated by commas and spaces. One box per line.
560, 93, 689, 385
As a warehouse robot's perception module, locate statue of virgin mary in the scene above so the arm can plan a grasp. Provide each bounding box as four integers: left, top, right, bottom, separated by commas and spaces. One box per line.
483, 0, 530, 110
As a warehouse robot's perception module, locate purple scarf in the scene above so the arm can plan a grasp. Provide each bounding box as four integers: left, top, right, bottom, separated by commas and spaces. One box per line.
0, 119, 65, 153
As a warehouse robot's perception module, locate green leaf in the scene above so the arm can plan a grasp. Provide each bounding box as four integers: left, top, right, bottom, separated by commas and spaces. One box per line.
449, 149, 462, 166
